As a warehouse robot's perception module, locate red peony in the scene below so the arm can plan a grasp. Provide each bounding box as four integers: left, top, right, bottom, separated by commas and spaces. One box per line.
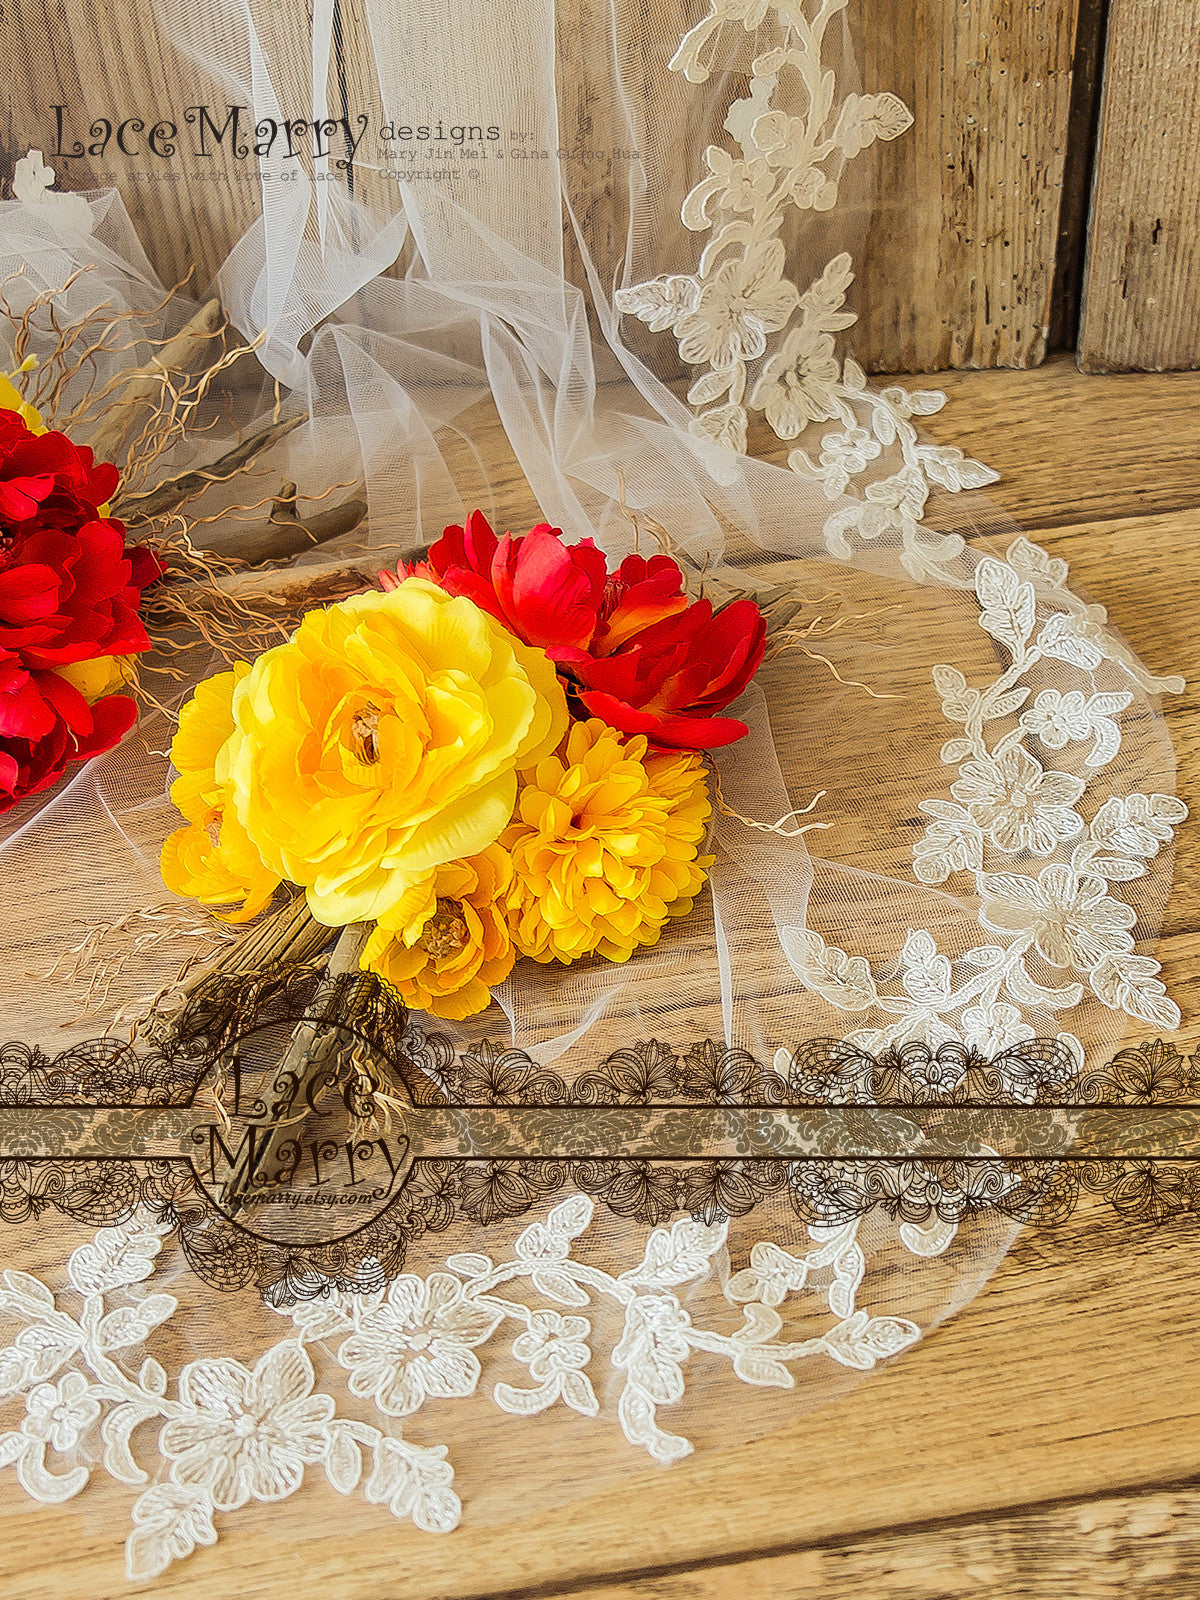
0, 408, 164, 811
0, 410, 118, 532
572, 597, 766, 749
387, 511, 764, 750
395, 510, 687, 662
0, 517, 163, 665
0, 666, 137, 813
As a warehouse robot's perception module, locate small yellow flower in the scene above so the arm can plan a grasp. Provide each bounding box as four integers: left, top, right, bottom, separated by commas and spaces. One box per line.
0, 363, 45, 433
54, 653, 133, 704
503, 718, 713, 964
361, 843, 515, 1020
160, 663, 281, 923
224, 578, 568, 927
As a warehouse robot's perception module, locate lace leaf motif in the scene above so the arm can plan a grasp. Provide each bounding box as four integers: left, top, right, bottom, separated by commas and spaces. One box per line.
785, 538, 1188, 1052
614, 0, 996, 579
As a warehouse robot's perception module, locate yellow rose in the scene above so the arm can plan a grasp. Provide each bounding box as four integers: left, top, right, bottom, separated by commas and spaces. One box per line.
361, 843, 515, 1020
160, 663, 282, 923
226, 577, 568, 927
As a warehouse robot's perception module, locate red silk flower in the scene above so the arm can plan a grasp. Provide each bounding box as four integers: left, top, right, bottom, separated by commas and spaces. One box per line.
0, 681, 137, 812
572, 596, 766, 749
386, 511, 764, 750
0, 408, 163, 813
400, 509, 688, 662
0, 411, 118, 532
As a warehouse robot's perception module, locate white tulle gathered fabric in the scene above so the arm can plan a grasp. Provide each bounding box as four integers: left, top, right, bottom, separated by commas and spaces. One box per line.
0, 0, 1188, 1580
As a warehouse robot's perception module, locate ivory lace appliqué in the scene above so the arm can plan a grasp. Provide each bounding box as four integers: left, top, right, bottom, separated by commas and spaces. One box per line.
0, 1200, 919, 1578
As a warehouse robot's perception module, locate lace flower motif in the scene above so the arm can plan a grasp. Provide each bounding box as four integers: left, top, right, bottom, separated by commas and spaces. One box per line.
512, 1311, 592, 1382
979, 866, 1136, 972
675, 241, 798, 367
22, 1373, 99, 1452
951, 747, 1085, 857
160, 1344, 337, 1512
750, 324, 843, 435
337, 1273, 504, 1416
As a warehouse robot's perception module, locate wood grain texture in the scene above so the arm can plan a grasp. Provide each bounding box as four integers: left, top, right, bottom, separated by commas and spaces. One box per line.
4, 0, 262, 292
1079, 0, 1200, 372
519, 1489, 1200, 1598
852, 0, 1082, 371
1048, 0, 1109, 351
3, 0, 1089, 373
0, 359, 1198, 1598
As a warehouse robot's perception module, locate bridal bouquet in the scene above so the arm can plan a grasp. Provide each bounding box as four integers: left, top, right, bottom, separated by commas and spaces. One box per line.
160, 512, 768, 1019
0, 258, 369, 839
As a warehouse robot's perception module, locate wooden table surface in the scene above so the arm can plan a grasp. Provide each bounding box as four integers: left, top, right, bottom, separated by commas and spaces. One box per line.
4, 354, 1200, 1599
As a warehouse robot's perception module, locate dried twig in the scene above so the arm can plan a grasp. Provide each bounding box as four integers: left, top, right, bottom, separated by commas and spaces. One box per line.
83, 297, 224, 460
194, 480, 368, 565
114, 414, 306, 522
31, 902, 239, 1028
707, 764, 832, 840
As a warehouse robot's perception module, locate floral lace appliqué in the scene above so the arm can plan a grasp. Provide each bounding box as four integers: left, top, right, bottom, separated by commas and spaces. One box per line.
0, 1199, 918, 1577
614, 0, 998, 578
784, 537, 1188, 1050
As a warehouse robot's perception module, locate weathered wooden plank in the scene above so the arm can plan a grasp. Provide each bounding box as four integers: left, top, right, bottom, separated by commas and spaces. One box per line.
3, 0, 1087, 373
4, 0, 261, 291
516, 1488, 1200, 1598
1049, 0, 1109, 350
1079, 0, 1200, 372
852, 0, 1083, 371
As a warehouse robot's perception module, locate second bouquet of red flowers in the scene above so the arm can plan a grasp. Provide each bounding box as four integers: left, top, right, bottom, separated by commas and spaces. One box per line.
162, 512, 768, 1019
0, 399, 163, 814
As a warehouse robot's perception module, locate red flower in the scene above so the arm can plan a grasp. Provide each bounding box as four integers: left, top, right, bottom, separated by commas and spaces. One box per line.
394, 511, 687, 663
0, 411, 118, 533
591, 551, 690, 654
0, 656, 136, 814
386, 512, 764, 749
0, 517, 162, 666
0, 409, 164, 810
573, 597, 766, 750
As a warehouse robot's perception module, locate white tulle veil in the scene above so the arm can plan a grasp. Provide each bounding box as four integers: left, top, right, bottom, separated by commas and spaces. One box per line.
0, 0, 1187, 1570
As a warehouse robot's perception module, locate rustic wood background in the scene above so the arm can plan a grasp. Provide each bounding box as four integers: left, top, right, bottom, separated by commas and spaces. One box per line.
1078, 0, 1200, 372
2, 0, 1198, 374
2, 351, 1198, 1598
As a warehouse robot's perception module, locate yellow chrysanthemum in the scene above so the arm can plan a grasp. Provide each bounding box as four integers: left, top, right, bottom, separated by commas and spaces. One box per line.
225, 578, 568, 927
502, 718, 713, 964
160, 663, 282, 923
361, 843, 515, 1020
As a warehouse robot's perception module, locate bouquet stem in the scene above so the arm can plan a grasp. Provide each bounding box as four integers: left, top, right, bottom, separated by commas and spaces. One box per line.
149, 893, 332, 1041
218, 921, 376, 1219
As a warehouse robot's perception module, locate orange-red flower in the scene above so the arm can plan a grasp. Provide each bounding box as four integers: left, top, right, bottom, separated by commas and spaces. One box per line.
572, 596, 766, 750
387, 512, 764, 750
390, 511, 688, 664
